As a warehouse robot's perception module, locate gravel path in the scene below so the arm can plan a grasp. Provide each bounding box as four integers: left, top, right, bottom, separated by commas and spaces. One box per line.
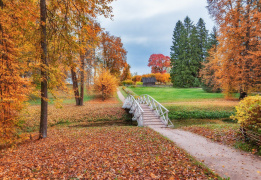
117, 89, 125, 103
150, 127, 261, 180
117, 90, 261, 180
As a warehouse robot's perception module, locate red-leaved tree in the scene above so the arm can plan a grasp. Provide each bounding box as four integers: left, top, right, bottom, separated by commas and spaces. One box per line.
148, 54, 171, 74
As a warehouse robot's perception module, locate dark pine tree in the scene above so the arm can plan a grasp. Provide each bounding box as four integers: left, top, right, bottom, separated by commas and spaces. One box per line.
170, 20, 186, 87
171, 16, 202, 87
189, 26, 201, 87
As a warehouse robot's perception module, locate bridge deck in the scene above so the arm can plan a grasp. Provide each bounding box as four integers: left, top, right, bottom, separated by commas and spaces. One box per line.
140, 104, 167, 128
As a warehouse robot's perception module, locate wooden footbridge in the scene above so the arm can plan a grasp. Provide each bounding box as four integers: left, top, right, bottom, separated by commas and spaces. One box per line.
122, 94, 174, 128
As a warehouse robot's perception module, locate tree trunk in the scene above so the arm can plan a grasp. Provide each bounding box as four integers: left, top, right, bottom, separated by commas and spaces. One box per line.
239, 91, 247, 100
71, 67, 81, 105
79, 53, 84, 106
39, 0, 48, 139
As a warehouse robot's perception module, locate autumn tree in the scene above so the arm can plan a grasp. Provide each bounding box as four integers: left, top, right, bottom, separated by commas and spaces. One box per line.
132, 75, 142, 83
201, 27, 220, 92
204, 0, 261, 98
94, 69, 118, 101
101, 31, 127, 77
0, 0, 34, 141
37, 0, 114, 138
120, 63, 132, 81
148, 54, 171, 74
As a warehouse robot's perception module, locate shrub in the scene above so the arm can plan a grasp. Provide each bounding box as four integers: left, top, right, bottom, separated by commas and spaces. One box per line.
132, 75, 142, 82
94, 70, 118, 100
122, 80, 134, 85
231, 95, 261, 132
136, 82, 143, 85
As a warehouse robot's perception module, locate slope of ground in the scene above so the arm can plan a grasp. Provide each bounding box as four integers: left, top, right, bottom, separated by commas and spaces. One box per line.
0, 127, 220, 179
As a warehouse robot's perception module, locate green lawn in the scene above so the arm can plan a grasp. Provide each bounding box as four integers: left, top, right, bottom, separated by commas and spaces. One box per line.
28, 85, 94, 105
128, 87, 224, 102
124, 86, 238, 127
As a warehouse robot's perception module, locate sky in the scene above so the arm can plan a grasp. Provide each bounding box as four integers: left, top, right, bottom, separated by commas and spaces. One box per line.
99, 0, 215, 75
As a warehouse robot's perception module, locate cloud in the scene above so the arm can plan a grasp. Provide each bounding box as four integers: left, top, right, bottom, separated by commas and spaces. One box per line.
99, 0, 215, 75
110, 0, 204, 21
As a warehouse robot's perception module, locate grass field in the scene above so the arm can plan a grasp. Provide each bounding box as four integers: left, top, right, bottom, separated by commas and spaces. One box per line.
122, 86, 238, 126
128, 86, 225, 102
28, 85, 94, 105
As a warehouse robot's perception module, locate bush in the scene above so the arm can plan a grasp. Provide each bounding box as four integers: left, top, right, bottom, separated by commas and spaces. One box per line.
122, 80, 134, 85
232, 95, 261, 132
132, 75, 142, 82
136, 82, 143, 85
94, 70, 118, 100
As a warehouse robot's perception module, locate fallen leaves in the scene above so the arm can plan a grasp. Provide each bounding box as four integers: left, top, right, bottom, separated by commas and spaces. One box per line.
20, 98, 128, 130
0, 127, 220, 179
182, 125, 240, 146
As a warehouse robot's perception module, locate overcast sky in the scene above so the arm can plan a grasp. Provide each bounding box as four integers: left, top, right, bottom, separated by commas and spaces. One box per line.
99, 0, 215, 75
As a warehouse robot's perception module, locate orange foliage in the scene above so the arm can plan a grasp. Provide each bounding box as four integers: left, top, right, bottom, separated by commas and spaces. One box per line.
120, 63, 131, 81
0, 127, 219, 179
142, 73, 170, 84
101, 32, 127, 77
204, 0, 261, 96
132, 75, 142, 82
0, 0, 34, 142
94, 69, 118, 100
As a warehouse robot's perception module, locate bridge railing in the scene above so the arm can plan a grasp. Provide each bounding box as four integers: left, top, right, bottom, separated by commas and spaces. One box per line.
137, 94, 174, 127
122, 95, 144, 126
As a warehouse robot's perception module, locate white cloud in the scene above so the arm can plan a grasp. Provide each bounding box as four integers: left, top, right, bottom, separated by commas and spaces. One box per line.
98, 0, 215, 74
110, 0, 205, 21
121, 35, 148, 44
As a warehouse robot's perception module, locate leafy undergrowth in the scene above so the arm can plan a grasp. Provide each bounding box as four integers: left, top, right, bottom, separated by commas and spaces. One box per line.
172, 119, 230, 129
0, 127, 221, 179
19, 97, 130, 132
167, 103, 235, 120
182, 124, 240, 146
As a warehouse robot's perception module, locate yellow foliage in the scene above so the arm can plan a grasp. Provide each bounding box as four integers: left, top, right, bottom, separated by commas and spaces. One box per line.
94, 70, 118, 100
231, 96, 261, 132
122, 80, 134, 85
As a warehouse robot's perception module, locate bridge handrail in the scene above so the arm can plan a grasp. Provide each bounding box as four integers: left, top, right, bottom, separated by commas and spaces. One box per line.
137, 94, 174, 127
122, 95, 144, 126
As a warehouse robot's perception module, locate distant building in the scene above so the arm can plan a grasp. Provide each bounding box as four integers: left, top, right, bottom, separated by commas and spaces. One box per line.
142, 77, 157, 86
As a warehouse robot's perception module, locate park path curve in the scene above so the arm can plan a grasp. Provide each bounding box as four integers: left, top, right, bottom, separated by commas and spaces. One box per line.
117, 90, 261, 180
117, 89, 125, 103
150, 127, 261, 180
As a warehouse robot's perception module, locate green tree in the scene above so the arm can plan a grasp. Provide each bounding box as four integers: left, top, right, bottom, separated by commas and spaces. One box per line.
170, 16, 202, 88
196, 18, 208, 63
170, 20, 185, 87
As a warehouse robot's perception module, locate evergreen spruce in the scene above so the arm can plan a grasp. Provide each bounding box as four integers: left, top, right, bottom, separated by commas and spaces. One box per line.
170, 16, 204, 88
196, 18, 208, 64
170, 20, 185, 87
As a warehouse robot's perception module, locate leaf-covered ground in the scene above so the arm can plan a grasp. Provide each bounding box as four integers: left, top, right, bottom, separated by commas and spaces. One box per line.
20, 97, 131, 132
182, 124, 240, 146
0, 127, 220, 179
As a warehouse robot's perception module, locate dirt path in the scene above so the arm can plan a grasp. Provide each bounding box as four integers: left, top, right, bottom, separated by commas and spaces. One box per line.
150, 127, 261, 180
117, 89, 125, 103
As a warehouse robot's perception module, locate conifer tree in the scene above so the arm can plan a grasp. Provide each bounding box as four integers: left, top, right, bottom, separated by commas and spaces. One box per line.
170, 20, 185, 87
196, 18, 208, 63
170, 17, 204, 87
